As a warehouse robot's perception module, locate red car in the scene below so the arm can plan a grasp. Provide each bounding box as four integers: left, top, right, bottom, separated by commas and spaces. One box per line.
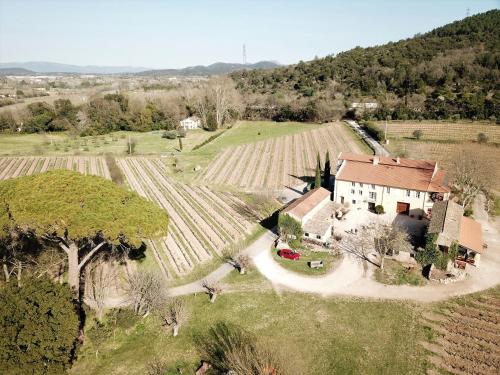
278, 249, 300, 260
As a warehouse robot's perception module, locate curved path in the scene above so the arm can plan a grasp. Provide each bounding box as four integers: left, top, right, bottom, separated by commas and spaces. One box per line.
170, 196, 499, 302
250, 195, 500, 302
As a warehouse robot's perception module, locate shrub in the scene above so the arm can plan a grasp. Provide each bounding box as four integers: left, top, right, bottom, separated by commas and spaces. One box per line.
464, 208, 473, 217
374, 205, 385, 214
412, 129, 423, 140
162, 130, 178, 140
477, 132, 488, 144
105, 153, 125, 185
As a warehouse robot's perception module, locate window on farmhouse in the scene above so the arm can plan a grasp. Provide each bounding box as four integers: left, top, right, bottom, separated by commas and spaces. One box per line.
387, 187, 390, 194
359, 183, 364, 188
416, 191, 421, 198
351, 189, 355, 194
369, 192, 376, 199
406, 190, 411, 197
305, 233, 309, 237
352, 199, 356, 204
371, 184, 375, 189
352, 182, 355, 187
358, 190, 363, 195
316, 235, 321, 240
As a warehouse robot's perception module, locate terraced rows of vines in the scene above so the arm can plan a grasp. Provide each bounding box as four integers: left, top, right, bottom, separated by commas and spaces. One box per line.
117, 157, 257, 280
422, 294, 500, 375
198, 123, 363, 190
0, 156, 111, 180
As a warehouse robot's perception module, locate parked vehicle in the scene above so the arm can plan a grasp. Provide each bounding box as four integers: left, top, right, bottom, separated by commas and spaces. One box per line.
278, 249, 300, 260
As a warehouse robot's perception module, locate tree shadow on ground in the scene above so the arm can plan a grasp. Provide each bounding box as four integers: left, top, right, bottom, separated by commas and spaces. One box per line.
288, 174, 314, 185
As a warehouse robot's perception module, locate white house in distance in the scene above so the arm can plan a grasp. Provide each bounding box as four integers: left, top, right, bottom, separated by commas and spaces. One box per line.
282, 187, 335, 242
334, 153, 450, 217
179, 116, 201, 130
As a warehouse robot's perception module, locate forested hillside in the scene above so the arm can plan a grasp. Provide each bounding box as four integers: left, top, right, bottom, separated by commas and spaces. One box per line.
232, 10, 500, 121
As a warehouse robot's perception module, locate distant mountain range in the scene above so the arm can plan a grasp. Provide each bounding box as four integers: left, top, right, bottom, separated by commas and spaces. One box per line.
0, 61, 280, 76
0, 62, 149, 75
136, 61, 280, 76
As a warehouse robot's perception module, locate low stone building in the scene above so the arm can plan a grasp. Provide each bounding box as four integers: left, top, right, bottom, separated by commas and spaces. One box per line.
428, 200, 484, 267
281, 187, 334, 243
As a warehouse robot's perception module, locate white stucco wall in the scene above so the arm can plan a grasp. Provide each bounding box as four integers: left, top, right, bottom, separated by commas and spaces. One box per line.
180, 119, 200, 129
334, 179, 448, 215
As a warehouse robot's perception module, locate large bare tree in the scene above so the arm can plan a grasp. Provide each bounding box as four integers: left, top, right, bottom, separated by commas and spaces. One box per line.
451, 150, 490, 208
127, 269, 167, 317
158, 297, 189, 337
372, 223, 411, 270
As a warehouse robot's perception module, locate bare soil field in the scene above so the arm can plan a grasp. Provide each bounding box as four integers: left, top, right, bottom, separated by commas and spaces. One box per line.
198, 122, 364, 191
116, 157, 259, 280
422, 290, 500, 375
0, 156, 111, 180
375, 121, 500, 144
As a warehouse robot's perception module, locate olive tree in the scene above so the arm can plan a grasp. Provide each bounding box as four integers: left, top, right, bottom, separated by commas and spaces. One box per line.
0, 170, 169, 297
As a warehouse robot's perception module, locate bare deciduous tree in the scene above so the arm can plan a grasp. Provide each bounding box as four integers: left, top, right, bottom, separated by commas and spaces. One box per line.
235, 254, 251, 275
158, 297, 188, 337
372, 223, 411, 270
195, 321, 298, 375
127, 270, 167, 316
85, 257, 118, 320
202, 280, 223, 303
451, 150, 490, 208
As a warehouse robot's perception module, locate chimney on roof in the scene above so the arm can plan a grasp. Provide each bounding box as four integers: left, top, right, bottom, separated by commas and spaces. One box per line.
373, 156, 379, 165
396, 157, 400, 165
432, 162, 438, 178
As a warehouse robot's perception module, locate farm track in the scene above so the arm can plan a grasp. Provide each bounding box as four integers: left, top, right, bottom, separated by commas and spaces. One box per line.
0, 156, 111, 180
116, 157, 257, 279
422, 295, 500, 375
198, 124, 363, 191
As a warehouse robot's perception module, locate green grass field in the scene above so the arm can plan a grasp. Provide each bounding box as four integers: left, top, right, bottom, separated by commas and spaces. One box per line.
71, 289, 427, 375
272, 247, 338, 276
0, 129, 223, 156
150, 120, 325, 181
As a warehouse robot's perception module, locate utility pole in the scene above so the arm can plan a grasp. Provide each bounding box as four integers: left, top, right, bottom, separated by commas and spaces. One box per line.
128, 135, 132, 155
242, 43, 247, 65
466, 7, 470, 17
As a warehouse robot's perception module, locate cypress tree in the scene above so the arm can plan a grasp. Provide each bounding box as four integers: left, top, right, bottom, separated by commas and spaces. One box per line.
324, 151, 331, 188
314, 152, 321, 189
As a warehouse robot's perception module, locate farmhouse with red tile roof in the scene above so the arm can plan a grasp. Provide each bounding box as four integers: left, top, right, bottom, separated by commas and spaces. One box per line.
333, 153, 450, 216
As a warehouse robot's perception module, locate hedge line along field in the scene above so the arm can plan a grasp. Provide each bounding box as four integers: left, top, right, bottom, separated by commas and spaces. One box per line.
0, 156, 111, 180
374, 121, 500, 143
198, 122, 364, 190
117, 157, 258, 279
421, 291, 500, 375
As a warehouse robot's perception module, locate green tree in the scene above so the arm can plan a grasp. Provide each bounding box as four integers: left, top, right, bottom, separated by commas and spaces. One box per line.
477, 132, 488, 144
323, 151, 331, 188
0, 170, 169, 296
0, 278, 79, 374
413, 129, 424, 140
278, 214, 303, 247
314, 152, 321, 189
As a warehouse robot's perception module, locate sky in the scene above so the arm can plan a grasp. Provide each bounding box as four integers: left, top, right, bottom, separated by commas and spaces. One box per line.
0, 0, 498, 69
